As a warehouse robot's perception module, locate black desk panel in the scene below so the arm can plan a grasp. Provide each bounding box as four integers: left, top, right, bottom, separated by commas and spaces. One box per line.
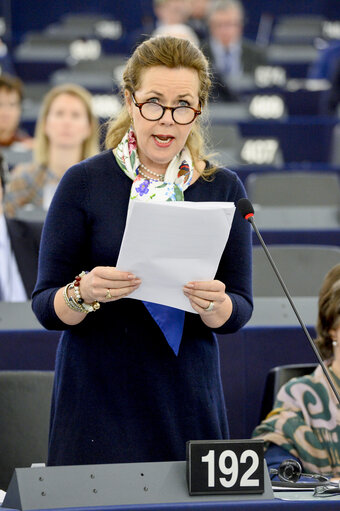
0, 324, 316, 440
239, 87, 326, 117
231, 163, 340, 188
218, 325, 316, 439
238, 118, 338, 163
252, 229, 340, 246
0, 330, 59, 371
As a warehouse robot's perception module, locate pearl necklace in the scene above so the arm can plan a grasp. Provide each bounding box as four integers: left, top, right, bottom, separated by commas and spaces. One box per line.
139, 162, 165, 181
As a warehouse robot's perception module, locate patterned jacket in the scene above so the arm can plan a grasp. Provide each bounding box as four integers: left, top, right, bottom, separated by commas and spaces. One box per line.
253, 365, 340, 477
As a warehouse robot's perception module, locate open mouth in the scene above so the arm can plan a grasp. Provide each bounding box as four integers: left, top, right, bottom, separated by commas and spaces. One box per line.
153, 135, 175, 146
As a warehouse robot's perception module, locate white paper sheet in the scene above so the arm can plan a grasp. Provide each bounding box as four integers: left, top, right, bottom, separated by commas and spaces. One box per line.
116, 200, 235, 312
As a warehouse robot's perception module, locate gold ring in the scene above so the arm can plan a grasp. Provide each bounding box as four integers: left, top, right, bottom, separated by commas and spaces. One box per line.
205, 301, 214, 312
105, 289, 112, 299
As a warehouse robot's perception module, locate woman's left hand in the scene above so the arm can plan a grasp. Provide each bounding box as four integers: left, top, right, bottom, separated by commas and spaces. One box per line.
183, 280, 233, 328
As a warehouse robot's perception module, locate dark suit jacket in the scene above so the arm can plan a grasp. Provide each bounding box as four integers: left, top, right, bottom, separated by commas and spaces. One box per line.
6, 218, 43, 298
202, 38, 267, 101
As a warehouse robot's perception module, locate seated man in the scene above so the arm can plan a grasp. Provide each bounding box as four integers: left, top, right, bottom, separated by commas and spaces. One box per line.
202, 0, 267, 101
126, 0, 191, 53
0, 152, 42, 301
0, 74, 33, 168
253, 263, 340, 480
186, 0, 211, 43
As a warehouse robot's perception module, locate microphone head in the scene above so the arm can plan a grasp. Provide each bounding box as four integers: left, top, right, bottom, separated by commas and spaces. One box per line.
278, 459, 302, 483
236, 198, 254, 220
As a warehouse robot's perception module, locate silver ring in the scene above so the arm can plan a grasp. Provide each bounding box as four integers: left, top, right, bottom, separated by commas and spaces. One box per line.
105, 289, 112, 299
205, 301, 214, 312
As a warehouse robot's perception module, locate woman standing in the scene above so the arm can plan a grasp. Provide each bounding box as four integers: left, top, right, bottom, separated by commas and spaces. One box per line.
4, 83, 99, 216
32, 36, 253, 466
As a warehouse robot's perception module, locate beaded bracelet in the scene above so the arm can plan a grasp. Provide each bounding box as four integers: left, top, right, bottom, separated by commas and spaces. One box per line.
63, 271, 100, 314
73, 271, 86, 305
63, 283, 86, 314
72, 271, 100, 312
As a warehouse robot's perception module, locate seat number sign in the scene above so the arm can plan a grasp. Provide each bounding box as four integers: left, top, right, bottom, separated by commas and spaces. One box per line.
186, 440, 264, 495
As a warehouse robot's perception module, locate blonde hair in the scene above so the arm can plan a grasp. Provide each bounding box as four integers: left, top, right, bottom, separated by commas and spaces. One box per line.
34, 83, 99, 167
105, 36, 216, 177
316, 263, 340, 359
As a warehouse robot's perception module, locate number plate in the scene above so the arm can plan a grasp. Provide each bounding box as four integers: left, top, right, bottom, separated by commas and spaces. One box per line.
186, 440, 264, 495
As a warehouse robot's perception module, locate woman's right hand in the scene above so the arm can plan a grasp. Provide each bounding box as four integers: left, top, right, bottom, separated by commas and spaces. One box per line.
80, 266, 141, 304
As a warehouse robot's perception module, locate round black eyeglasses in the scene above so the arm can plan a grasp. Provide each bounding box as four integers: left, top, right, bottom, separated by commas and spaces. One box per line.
131, 93, 201, 125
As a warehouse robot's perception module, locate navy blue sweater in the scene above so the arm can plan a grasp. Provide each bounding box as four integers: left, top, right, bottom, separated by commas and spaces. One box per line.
32, 150, 253, 466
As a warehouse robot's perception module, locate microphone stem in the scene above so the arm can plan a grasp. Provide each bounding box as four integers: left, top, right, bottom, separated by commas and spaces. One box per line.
249, 217, 340, 406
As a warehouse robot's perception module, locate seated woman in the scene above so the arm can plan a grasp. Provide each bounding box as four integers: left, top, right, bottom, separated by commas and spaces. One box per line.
4, 83, 99, 217
253, 263, 340, 480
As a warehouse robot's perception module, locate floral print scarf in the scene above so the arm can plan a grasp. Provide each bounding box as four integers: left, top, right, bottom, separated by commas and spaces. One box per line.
114, 127, 194, 201
114, 127, 196, 355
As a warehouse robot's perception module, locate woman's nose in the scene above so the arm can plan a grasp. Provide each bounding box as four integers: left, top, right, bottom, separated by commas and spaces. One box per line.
160, 107, 175, 125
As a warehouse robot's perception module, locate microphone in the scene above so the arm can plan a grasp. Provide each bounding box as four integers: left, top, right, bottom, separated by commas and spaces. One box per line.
237, 197, 340, 406
270, 459, 340, 491
271, 459, 329, 484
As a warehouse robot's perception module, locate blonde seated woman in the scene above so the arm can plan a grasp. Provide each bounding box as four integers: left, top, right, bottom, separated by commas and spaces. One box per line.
253, 263, 340, 481
4, 83, 99, 217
